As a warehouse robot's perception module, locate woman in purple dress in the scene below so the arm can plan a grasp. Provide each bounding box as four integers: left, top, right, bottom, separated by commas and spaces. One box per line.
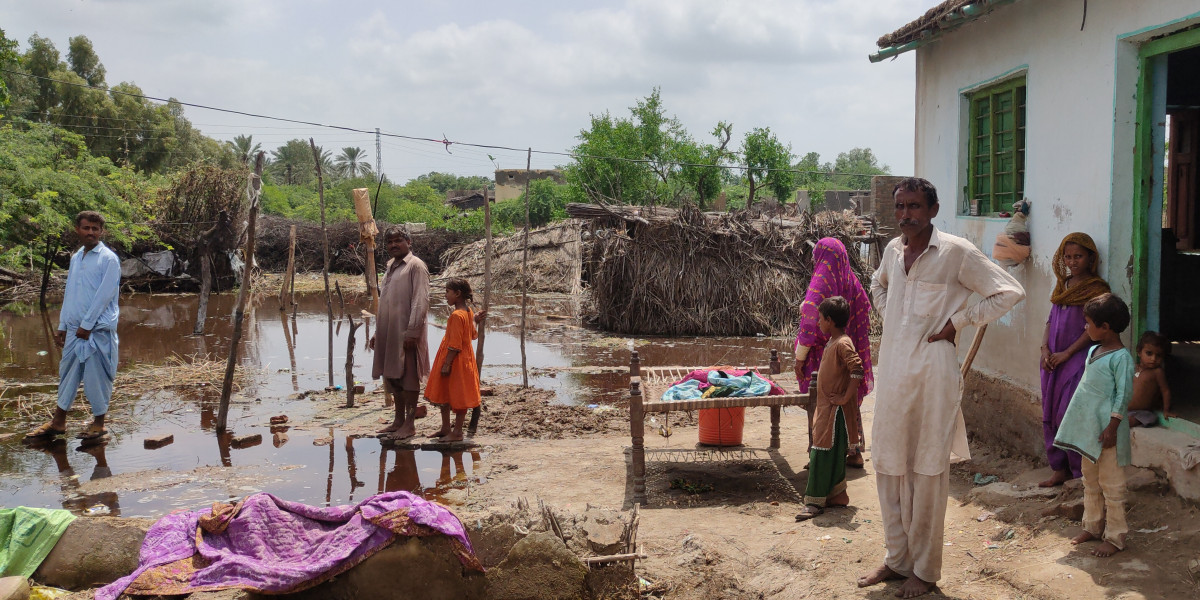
1039, 232, 1110, 487
794, 238, 874, 466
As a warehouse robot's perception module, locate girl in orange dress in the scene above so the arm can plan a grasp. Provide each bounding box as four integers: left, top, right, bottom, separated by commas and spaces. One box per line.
424, 278, 485, 442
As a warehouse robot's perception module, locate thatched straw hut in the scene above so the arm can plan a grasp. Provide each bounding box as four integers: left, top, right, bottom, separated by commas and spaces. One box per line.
572, 203, 871, 337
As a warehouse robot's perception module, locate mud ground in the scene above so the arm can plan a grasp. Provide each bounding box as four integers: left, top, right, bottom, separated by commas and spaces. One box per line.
40, 384, 1200, 600
296, 386, 1200, 599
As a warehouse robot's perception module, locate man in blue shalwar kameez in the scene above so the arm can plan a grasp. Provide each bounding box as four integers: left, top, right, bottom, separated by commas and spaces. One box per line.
26, 211, 121, 441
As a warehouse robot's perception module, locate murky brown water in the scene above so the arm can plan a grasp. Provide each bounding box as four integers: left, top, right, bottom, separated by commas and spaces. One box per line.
1, 290, 790, 517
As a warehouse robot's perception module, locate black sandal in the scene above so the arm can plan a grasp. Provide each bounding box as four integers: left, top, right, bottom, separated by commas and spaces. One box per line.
795, 505, 824, 521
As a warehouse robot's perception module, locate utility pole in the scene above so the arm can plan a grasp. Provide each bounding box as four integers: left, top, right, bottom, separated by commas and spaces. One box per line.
375, 127, 382, 177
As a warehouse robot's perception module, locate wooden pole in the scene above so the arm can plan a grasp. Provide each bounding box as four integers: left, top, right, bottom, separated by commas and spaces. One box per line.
469, 186, 492, 435
311, 138, 334, 387
280, 225, 296, 311
352, 186, 385, 403
520, 149, 531, 389
216, 152, 264, 433
960, 324, 988, 378
345, 313, 362, 408
335, 280, 345, 321
38, 236, 58, 313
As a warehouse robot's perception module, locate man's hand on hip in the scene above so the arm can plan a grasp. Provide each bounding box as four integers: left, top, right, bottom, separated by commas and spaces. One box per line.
927, 320, 956, 344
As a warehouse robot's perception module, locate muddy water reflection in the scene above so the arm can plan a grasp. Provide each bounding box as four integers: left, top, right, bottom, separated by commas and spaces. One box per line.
2, 290, 789, 517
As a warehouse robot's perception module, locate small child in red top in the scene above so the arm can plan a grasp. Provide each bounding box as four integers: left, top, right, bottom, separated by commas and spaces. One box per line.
424, 278, 486, 442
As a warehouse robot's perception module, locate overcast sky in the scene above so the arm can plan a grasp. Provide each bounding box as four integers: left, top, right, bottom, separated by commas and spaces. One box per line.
3, 0, 927, 182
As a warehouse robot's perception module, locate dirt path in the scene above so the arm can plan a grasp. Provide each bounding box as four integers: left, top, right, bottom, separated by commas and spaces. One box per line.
450, 394, 1199, 600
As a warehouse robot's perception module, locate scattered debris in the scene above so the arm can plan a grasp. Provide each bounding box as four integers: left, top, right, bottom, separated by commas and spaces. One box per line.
231, 434, 262, 449
269, 415, 289, 425
973, 472, 999, 486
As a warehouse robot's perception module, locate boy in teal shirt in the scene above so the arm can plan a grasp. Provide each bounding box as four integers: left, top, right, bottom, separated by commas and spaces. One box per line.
1053, 293, 1133, 557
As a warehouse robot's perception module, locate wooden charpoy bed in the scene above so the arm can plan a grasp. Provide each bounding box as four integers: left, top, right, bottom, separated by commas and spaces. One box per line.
627, 349, 817, 506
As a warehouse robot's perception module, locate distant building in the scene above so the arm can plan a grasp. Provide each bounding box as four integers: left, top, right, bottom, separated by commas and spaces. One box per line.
494, 169, 566, 202
445, 189, 494, 211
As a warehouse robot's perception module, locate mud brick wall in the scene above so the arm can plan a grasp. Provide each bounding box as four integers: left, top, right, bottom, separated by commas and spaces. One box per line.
869, 175, 907, 235
961, 369, 1042, 460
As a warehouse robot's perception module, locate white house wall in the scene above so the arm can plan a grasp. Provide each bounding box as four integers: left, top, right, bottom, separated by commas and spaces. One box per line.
911, 0, 1200, 391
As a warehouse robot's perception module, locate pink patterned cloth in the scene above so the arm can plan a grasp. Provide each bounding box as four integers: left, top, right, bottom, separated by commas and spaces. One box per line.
793, 238, 874, 403
96, 491, 480, 600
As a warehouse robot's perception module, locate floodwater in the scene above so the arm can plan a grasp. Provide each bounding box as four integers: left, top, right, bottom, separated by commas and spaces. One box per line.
0, 289, 790, 517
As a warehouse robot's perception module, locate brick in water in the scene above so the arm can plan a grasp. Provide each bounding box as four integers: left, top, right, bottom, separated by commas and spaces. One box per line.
231, 433, 262, 449
143, 434, 174, 449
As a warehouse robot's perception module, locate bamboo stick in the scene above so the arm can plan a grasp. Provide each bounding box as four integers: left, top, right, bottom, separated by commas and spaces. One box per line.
216, 152, 264, 433
280, 225, 296, 311
960, 324, 988, 378
311, 138, 334, 387
520, 149, 531, 389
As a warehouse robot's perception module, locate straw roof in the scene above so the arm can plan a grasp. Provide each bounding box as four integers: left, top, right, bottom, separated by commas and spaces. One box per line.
877, 0, 1020, 48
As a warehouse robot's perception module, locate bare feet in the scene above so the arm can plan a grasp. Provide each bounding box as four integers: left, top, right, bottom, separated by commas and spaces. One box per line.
896, 576, 933, 598
440, 431, 465, 442
430, 429, 451, 438
1038, 470, 1071, 488
1092, 541, 1121, 557
827, 490, 850, 507
858, 564, 904, 588
377, 422, 401, 435
1071, 530, 1097, 545
393, 423, 417, 439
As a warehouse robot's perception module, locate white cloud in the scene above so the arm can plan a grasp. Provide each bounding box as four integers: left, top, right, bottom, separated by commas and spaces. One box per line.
2, 0, 930, 180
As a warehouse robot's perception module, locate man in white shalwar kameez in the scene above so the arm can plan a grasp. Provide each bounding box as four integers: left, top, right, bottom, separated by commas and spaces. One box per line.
858, 178, 1024, 598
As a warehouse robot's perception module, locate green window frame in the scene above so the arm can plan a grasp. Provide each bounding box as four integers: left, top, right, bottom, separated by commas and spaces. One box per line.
967, 77, 1026, 215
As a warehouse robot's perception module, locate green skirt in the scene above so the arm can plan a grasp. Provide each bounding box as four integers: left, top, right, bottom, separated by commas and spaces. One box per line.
804, 407, 847, 507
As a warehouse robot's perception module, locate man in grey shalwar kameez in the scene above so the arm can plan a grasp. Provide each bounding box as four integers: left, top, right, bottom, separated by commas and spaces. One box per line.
369, 226, 430, 441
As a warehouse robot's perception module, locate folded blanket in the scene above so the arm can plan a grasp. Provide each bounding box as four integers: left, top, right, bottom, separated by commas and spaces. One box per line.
0, 507, 76, 578
96, 491, 482, 600
661, 368, 785, 401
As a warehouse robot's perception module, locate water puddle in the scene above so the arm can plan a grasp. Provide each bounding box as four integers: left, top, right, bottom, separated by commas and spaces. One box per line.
1, 289, 788, 517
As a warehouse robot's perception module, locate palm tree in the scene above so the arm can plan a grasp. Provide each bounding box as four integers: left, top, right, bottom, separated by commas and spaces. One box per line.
335, 147, 373, 178
226, 134, 261, 167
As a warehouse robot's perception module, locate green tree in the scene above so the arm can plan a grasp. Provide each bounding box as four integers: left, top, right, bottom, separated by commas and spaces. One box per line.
66, 35, 105, 87
566, 88, 709, 207
0, 120, 157, 270
226, 135, 261, 167
268, 139, 316, 186
830, 147, 889, 189
24, 34, 62, 117
334, 146, 373, 178
679, 121, 733, 209
414, 171, 491, 194
0, 28, 20, 107
740, 127, 794, 207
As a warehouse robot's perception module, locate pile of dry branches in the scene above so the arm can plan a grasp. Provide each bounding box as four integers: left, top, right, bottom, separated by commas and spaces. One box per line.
581, 204, 871, 337
255, 215, 477, 275
439, 221, 583, 294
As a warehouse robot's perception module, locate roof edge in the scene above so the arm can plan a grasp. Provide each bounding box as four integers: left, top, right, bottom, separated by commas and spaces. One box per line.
870, 0, 1022, 63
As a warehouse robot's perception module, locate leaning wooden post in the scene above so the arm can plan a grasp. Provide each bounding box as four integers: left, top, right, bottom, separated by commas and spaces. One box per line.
629, 350, 646, 506
193, 210, 229, 335
311, 138, 334, 387
519, 149, 531, 388
216, 152, 264, 433
469, 186, 493, 435
279, 225, 296, 311
345, 313, 362, 408
352, 187, 386, 404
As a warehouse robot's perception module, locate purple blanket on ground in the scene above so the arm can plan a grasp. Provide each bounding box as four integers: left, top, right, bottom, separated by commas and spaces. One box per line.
96, 491, 479, 600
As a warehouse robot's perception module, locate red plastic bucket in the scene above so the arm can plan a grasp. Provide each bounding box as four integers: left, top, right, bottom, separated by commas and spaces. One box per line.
698, 407, 745, 446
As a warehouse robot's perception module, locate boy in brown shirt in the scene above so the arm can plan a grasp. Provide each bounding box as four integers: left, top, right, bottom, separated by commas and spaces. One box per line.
797, 296, 864, 521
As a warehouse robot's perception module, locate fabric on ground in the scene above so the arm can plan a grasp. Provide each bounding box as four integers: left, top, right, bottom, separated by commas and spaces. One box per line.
0, 507, 76, 578
96, 491, 482, 600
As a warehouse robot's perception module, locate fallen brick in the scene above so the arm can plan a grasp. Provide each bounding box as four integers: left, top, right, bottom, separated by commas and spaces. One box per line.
231, 434, 262, 449
143, 434, 174, 449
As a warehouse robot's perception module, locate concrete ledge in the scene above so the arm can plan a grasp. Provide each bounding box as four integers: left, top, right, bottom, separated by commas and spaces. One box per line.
1131, 427, 1200, 501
